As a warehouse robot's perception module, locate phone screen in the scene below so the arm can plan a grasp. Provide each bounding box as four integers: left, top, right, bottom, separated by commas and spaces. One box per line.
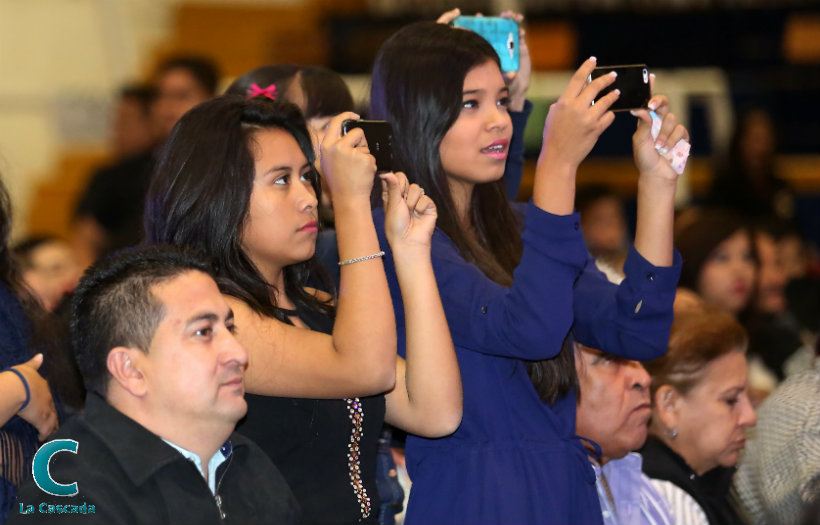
452, 16, 520, 73
342, 120, 394, 173
589, 64, 651, 112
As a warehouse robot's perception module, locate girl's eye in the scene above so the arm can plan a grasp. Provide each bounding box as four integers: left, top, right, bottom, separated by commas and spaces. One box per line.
194, 327, 212, 338
498, 97, 511, 108
462, 99, 478, 110
725, 397, 739, 407
710, 251, 729, 263
273, 175, 288, 185
300, 171, 314, 182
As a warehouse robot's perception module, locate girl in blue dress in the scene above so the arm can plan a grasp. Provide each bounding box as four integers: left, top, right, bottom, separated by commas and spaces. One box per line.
369, 21, 687, 524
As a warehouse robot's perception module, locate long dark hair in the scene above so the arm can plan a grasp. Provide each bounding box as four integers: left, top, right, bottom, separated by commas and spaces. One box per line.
0, 176, 82, 411
370, 22, 576, 403
226, 64, 354, 119
144, 95, 333, 320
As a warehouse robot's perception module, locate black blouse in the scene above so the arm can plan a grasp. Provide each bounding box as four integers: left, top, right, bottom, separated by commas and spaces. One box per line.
237, 304, 385, 524
640, 436, 748, 525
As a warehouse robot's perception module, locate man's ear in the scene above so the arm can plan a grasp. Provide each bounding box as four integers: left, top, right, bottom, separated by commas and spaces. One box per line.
653, 384, 680, 431
107, 347, 147, 397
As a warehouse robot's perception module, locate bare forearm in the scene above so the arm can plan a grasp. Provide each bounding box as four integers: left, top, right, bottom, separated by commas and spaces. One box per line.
333, 198, 397, 385
633, 172, 676, 266
388, 248, 461, 436
532, 153, 577, 216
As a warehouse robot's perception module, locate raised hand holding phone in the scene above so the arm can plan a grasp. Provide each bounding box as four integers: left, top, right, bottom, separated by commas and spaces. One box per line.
342, 119, 394, 173
589, 64, 651, 112
452, 15, 520, 74
320, 112, 377, 202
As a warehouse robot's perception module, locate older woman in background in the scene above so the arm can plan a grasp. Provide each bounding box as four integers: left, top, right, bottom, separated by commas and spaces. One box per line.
641, 307, 758, 525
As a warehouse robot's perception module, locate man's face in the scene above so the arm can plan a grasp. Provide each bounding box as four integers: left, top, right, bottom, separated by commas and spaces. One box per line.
153, 68, 211, 139
136, 270, 248, 429
575, 344, 652, 462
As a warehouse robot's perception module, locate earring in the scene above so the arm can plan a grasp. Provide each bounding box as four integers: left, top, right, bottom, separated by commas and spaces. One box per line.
664, 427, 678, 440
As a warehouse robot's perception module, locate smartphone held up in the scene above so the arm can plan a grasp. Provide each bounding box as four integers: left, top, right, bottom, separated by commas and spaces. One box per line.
452, 15, 520, 74
589, 64, 651, 112
342, 119, 394, 173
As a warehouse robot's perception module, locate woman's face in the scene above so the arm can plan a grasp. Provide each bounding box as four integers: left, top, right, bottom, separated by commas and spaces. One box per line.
439, 60, 512, 193
673, 350, 757, 475
240, 128, 318, 278
697, 230, 756, 314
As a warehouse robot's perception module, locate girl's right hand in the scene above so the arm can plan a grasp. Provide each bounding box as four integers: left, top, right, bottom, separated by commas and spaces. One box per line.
539, 57, 618, 171
380, 171, 437, 250
13, 353, 59, 440
319, 112, 378, 202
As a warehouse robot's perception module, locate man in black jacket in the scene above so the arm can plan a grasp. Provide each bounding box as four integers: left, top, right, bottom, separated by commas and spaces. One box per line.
10, 245, 300, 524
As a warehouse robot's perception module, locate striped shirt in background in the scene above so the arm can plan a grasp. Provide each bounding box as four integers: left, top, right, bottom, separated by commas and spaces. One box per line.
650, 478, 709, 525
592, 452, 674, 525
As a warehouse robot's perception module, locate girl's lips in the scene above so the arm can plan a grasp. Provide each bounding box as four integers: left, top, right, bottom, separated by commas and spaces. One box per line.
732, 281, 750, 297
298, 220, 319, 232
481, 139, 509, 160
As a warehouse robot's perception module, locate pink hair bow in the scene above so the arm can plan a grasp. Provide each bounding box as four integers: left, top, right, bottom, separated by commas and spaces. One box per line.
247, 83, 277, 100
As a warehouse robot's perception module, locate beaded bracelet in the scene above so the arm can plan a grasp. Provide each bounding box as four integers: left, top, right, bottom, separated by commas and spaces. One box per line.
338, 251, 385, 266
2, 367, 31, 411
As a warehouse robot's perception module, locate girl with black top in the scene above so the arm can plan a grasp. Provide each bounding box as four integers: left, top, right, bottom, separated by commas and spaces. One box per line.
144, 96, 460, 524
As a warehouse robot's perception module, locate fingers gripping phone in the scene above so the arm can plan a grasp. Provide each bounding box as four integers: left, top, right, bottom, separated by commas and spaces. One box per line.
342, 119, 394, 173
589, 64, 651, 112
452, 16, 520, 73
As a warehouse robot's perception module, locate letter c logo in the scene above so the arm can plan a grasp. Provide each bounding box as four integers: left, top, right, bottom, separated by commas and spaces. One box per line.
32, 439, 79, 496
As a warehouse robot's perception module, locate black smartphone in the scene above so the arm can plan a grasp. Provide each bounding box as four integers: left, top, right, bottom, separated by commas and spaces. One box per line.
341, 119, 394, 173
588, 64, 651, 112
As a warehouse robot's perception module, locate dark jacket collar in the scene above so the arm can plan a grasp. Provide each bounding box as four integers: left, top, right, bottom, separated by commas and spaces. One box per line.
640, 436, 740, 525
81, 393, 246, 487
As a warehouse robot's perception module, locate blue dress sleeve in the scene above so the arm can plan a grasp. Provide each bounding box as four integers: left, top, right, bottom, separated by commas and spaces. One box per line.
572, 247, 682, 361
375, 201, 589, 361
504, 100, 532, 200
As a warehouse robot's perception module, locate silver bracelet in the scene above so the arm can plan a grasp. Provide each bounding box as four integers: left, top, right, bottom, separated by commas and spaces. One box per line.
338, 251, 385, 266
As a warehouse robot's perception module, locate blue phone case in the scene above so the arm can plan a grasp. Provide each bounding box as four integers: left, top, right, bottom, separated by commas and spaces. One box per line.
453, 16, 520, 73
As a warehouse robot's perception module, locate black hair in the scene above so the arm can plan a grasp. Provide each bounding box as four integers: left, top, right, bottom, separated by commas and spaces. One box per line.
155, 55, 221, 96
119, 83, 158, 119
0, 177, 83, 410
371, 22, 576, 404
575, 184, 622, 215
226, 64, 354, 119
144, 95, 333, 321
70, 244, 214, 396
370, 21, 522, 285
300, 66, 355, 118
674, 207, 757, 292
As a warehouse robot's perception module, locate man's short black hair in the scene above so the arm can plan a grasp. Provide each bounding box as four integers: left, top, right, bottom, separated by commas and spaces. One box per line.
70, 245, 215, 396
155, 55, 221, 96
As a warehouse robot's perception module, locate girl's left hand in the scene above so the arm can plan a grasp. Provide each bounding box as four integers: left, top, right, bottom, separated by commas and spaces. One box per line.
631, 94, 689, 181
380, 171, 437, 249
500, 11, 530, 112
